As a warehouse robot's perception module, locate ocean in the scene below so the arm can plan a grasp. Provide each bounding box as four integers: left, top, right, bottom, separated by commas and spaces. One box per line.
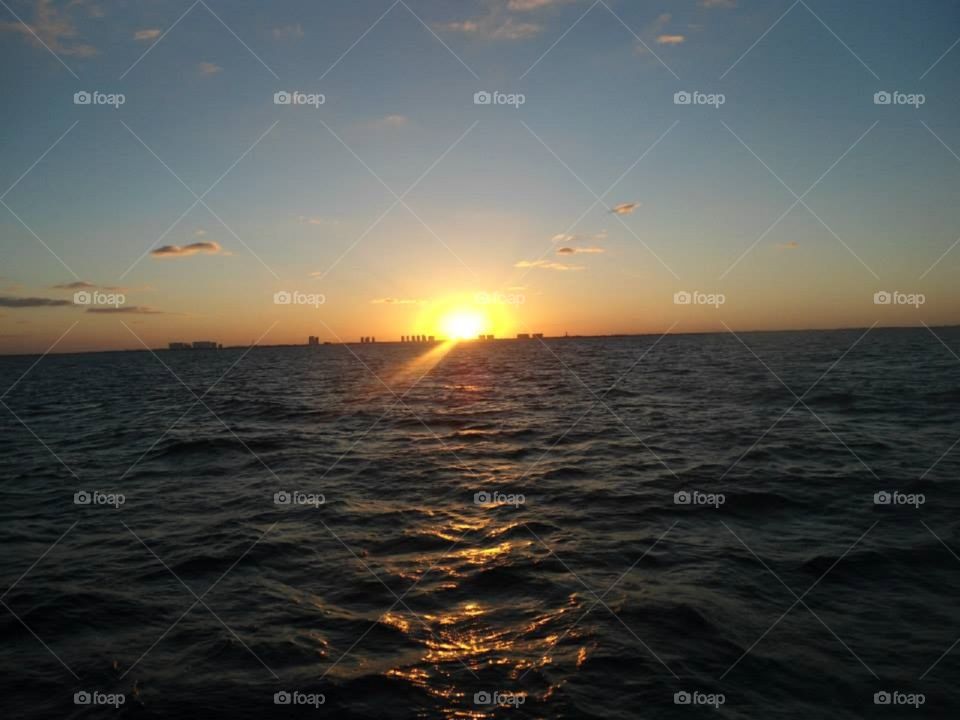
1, 328, 959, 719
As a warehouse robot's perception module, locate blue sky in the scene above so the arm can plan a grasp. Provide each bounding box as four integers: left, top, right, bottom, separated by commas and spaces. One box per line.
1, 0, 959, 352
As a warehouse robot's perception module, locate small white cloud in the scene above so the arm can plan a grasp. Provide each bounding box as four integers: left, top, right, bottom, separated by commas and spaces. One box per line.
198, 61, 222, 76
299, 216, 339, 226
507, 0, 572, 10
378, 114, 408, 127
552, 230, 607, 243
556, 246, 605, 255
515, 259, 584, 271
610, 202, 640, 215
657, 34, 685, 45
272, 24, 304, 40
436, 15, 541, 40
134, 28, 161, 41
700, 0, 737, 8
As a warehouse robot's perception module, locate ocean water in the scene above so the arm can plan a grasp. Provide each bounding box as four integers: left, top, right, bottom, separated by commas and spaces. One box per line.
2, 328, 960, 719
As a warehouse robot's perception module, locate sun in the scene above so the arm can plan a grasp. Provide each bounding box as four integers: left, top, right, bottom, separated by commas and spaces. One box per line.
440, 309, 486, 340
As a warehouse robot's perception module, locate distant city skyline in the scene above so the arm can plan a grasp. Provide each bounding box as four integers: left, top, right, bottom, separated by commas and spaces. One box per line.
2, 0, 960, 355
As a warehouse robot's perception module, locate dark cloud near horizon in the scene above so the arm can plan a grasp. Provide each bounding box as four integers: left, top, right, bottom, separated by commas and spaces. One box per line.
0, 295, 73, 308
151, 241, 223, 258
85, 306, 163, 314
51, 281, 97, 290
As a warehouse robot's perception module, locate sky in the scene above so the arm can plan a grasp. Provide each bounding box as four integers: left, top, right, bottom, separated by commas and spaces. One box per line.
1, 0, 959, 354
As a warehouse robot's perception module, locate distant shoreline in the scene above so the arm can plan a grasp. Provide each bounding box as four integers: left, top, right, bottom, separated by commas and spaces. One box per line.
0, 324, 957, 360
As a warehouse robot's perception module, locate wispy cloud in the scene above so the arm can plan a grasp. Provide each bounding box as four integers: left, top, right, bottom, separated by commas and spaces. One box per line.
198, 61, 222, 76
651, 13, 672, 34
515, 260, 584, 271
700, 0, 736, 8
300, 216, 340, 227
507, 0, 574, 11
370, 297, 424, 305
436, 1, 559, 41
150, 241, 224, 258
0, 295, 72, 308
370, 114, 409, 129
50, 280, 96, 290
86, 306, 163, 314
657, 34, 685, 45
272, 24, 304, 40
556, 246, 605, 255
133, 28, 161, 41
0, 0, 98, 57
552, 230, 607, 244
779, 241, 799, 250
610, 202, 640, 215
438, 16, 540, 40
50, 280, 124, 291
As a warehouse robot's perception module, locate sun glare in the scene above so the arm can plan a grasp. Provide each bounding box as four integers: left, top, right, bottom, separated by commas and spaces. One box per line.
440, 309, 486, 340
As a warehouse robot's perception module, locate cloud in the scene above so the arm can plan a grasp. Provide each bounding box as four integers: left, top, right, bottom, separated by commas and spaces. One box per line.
779, 241, 799, 250
134, 28, 161, 41
150, 241, 224, 258
198, 61, 222, 76
86, 306, 163, 314
371, 297, 423, 305
371, 114, 409, 128
50, 280, 96, 290
300, 216, 339, 226
552, 230, 607, 243
556, 246, 605, 255
194, 229, 207, 237
507, 0, 572, 10
272, 24, 304, 40
0, 0, 98, 57
700, 0, 736, 7
651, 13, 672, 33
0, 295, 72, 308
657, 34, 685, 45
515, 260, 584, 271
436, 8, 542, 41
610, 202, 640, 215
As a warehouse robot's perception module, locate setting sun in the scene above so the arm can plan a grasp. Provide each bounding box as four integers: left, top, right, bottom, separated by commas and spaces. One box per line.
440, 309, 487, 340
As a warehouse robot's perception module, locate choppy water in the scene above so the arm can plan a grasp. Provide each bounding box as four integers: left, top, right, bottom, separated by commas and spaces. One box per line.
2, 329, 960, 719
